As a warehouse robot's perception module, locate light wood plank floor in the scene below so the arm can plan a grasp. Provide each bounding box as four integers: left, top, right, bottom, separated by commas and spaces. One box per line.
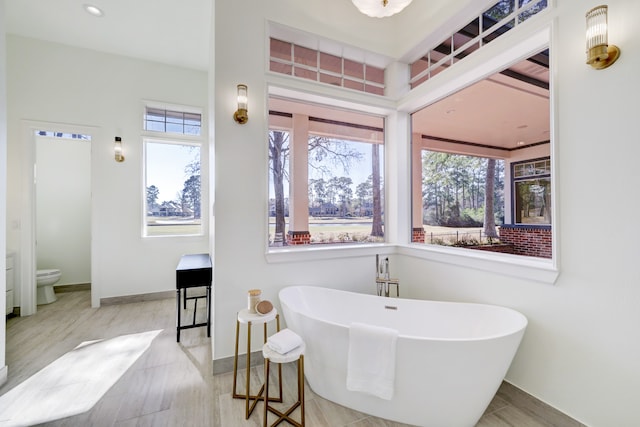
2, 290, 582, 426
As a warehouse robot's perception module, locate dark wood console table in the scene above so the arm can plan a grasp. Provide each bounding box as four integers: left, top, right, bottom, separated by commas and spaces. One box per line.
175, 253, 212, 342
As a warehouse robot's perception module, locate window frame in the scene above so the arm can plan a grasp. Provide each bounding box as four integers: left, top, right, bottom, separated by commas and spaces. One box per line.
141, 101, 205, 238
265, 85, 395, 259
401, 23, 558, 284
267, 95, 387, 249
511, 156, 552, 226
142, 100, 203, 136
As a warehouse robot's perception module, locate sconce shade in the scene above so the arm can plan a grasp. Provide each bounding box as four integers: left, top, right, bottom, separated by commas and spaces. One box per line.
586, 5, 620, 69
351, 0, 413, 18
114, 136, 124, 162
234, 84, 248, 124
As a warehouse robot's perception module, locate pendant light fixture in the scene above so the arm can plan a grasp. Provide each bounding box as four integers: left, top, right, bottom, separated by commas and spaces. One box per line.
351, 0, 413, 18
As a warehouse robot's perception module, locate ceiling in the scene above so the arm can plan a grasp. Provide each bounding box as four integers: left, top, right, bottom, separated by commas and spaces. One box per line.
4, 1, 549, 152
412, 53, 550, 151
4, 0, 211, 71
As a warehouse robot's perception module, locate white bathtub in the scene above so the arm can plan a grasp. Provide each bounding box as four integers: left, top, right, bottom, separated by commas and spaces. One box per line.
278, 286, 527, 427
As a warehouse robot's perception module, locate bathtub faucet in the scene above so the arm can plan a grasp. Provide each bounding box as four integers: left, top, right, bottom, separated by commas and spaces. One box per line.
375, 254, 399, 297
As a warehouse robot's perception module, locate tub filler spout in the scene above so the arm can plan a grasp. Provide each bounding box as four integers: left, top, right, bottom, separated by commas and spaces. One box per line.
375, 254, 399, 297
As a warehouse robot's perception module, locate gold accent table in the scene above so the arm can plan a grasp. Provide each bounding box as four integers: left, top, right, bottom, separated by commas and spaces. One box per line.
262, 341, 305, 427
232, 308, 282, 419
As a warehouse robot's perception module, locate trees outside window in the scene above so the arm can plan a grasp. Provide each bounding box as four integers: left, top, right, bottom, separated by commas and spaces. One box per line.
421, 151, 504, 245
145, 141, 202, 236
268, 97, 384, 247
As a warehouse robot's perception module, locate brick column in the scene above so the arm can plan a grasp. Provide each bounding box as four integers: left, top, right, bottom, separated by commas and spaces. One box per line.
287, 231, 311, 245
411, 227, 425, 243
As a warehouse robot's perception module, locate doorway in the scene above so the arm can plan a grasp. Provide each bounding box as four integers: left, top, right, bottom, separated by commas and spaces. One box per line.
19, 121, 97, 315
36, 131, 91, 295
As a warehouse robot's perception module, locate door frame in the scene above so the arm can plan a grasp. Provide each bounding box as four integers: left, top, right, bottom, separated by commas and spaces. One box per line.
20, 120, 99, 315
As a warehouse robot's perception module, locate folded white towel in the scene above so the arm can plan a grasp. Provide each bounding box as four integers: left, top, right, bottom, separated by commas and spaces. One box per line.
346, 322, 398, 400
267, 328, 303, 355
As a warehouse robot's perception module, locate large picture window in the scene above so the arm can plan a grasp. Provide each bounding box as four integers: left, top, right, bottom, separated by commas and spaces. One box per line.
411, 48, 552, 258
268, 96, 384, 247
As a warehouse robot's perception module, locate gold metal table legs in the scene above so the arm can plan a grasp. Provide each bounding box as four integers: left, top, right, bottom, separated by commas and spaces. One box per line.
232, 313, 282, 419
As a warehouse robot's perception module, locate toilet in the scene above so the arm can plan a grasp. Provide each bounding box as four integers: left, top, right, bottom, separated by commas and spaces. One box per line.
36, 269, 61, 304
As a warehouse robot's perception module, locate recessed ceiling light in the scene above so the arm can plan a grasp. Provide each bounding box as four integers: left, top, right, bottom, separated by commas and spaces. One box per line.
83, 4, 104, 17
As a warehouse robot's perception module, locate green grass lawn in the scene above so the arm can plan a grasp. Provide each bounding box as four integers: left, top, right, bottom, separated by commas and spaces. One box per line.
146, 217, 202, 236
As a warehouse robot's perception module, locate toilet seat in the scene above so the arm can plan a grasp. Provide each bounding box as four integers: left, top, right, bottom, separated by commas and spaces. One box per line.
37, 269, 61, 278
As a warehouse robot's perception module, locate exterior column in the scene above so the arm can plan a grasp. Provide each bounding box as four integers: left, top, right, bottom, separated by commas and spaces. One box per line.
288, 114, 311, 245
411, 133, 425, 243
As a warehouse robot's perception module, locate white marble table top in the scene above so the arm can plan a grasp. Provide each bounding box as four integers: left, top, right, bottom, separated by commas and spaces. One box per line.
237, 308, 277, 324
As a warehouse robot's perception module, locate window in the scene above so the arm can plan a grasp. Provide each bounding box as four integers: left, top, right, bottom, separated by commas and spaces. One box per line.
144, 107, 202, 136
420, 151, 505, 246
411, 48, 552, 259
143, 102, 203, 237
36, 130, 91, 140
268, 95, 385, 247
513, 158, 551, 225
144, 141, 201, 236
409, 0, 548, 89
269, 37, 386, 96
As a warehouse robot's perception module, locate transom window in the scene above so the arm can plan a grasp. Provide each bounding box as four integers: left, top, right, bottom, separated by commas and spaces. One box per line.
410, 0, 548, 88
269, 37, 386, 96
144, 107, 202, 136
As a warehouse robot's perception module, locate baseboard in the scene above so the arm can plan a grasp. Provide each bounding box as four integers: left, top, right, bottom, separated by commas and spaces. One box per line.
55, 283, 91, 293
100, 290, 174, 306
213, 351, 264, 375
498, 381, 584, 426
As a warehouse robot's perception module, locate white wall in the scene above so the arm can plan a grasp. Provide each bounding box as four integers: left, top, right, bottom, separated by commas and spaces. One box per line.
0, 0, 8, 385
213, 0, 399, 362
36, 135, 91, 285
6, 36, 209, 305
214, 0, 640, 426
399, 1, 640, 426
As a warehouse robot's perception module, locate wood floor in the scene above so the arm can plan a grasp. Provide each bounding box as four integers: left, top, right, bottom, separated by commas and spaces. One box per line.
2, 290, 582, 426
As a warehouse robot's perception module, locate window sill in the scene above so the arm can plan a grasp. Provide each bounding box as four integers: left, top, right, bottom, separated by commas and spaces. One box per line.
266, 243, 393, 263
397, 244, 559, 285
266, 242, 558, 284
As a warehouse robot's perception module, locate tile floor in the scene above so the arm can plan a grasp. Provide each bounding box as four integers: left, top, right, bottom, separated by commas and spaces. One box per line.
2, 290, 583, 426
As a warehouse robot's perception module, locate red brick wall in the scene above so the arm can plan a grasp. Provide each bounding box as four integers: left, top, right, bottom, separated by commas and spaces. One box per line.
412, 227, 425, 243
499, 226, 552, 258
287, 230, 311, 245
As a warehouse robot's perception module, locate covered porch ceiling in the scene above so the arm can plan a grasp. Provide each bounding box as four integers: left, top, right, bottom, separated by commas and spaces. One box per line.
412, 50, 550, 153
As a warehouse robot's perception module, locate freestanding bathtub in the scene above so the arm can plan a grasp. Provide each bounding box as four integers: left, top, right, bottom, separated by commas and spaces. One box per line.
279, 286, 527, 427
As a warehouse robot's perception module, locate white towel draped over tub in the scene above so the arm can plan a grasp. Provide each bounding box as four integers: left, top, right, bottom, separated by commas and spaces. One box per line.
346, 322, 399, 400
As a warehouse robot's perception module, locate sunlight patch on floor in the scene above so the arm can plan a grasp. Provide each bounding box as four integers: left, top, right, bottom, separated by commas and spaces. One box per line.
0, 330, 162, 427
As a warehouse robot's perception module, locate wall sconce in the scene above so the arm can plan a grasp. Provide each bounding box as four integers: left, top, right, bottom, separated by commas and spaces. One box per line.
586, 5, 620, 70
114, 136, 125, 162
233, 84, 248, 124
